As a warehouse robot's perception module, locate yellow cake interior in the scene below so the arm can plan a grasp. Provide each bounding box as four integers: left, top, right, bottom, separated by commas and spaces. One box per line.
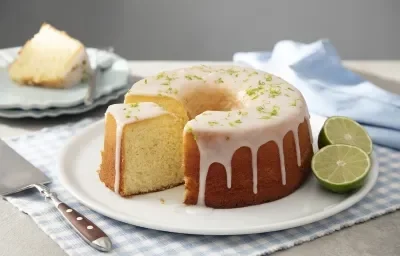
118, 112, 185, 195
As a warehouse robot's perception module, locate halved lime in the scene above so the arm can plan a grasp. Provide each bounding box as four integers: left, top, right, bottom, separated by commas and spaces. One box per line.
318, 116, 373, 155
311, 144, 371, 193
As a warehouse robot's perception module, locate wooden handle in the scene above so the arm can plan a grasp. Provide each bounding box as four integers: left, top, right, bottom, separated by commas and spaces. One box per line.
57, 203, 112, 252
32, 184, 112, 252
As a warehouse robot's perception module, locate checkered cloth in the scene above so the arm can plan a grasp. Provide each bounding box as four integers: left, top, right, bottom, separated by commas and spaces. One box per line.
3, 118, 400, 256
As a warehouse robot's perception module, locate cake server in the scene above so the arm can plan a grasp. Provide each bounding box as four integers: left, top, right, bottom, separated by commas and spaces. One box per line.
0, 139, 112, 252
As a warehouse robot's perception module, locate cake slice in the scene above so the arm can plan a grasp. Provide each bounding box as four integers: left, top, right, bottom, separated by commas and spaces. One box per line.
98, 102, 186, 196
8, 23, 91, 88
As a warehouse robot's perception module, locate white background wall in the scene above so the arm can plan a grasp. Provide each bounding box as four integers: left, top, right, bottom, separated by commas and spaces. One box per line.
0, 0, 398, 60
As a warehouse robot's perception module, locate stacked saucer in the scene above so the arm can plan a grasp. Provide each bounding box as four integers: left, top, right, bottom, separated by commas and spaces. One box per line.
0, 47, 135, 119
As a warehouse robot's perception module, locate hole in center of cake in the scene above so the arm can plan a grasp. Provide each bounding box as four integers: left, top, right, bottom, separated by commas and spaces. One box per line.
180, 84, 243, 119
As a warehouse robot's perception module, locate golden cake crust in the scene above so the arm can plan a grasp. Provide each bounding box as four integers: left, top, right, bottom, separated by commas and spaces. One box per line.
98, 113, 121, 194
183, 119, 313, 208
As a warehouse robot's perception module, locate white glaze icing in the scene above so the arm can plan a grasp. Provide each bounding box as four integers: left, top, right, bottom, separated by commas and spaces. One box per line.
105, 102, 168, 193
292, 127, 302, 167
126, 65, 312, 205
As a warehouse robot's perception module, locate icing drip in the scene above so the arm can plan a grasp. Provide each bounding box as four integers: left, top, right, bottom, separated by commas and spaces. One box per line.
276, 140, 286, 185
226, 164, 232, 189
114, 126, 123, 193
105, 103, 167, 194
195, 135, 237, 206
292, 128, 302, 167
306, 117, 314, 146
197, 157, 209, 206
251, 146, 258, 193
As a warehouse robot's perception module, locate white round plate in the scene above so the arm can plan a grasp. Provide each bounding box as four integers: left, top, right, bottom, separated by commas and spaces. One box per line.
58, 114, 379, 235
0, 47, 130, 110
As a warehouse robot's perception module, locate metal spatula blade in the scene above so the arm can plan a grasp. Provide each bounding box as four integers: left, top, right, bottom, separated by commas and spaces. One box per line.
0, 140, 50, 196
0, 139, 112, 252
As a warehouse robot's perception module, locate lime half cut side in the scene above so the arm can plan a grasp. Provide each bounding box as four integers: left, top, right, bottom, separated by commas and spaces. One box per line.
318, 116, 373, 155
311, 144, 371, 193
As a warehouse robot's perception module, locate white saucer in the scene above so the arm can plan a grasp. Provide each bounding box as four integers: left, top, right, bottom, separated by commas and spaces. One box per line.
0, 85, 128, 119
58, 114, 379, 235
0, 75, 141, 119
0, 47, 130, 110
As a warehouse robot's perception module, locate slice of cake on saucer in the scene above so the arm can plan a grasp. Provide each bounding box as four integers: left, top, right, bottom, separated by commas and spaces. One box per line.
8, 23, 92, 89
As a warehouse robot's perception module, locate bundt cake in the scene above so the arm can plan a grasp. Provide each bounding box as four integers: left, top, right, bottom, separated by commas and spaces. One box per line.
121, 65, 314, 208
98, 102, 185, 196
125, 65, 314, 208
8, 23, 91, 88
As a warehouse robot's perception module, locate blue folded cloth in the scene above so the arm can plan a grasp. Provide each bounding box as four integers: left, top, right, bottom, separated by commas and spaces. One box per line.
233, 39, 400, 150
